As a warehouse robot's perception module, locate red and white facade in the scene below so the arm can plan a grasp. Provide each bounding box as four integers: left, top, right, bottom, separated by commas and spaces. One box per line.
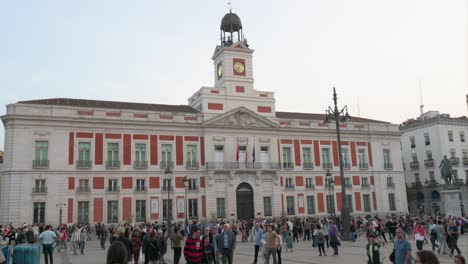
0, 15, 408, 226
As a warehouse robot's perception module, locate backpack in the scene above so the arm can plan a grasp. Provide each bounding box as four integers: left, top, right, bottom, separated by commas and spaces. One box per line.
148, 239, 160, 260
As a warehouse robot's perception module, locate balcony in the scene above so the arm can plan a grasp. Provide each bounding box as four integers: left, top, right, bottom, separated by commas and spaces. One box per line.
453, 179, 464, 186
134, 186, 147, 193
384, 163, 393, 170
106, 160, 121, 169
187, 186, 199, 192
410, 161, 419, 169
32, 160, 49, 169
302, 162, 314, 169
342, 163, 351, 169
361, 183, 370, 189
387, 182, 395, 188
206, 162, 281, 170
411, 181, 422, 188
322, 163, 333, 169
76, 160, 92, 169
106, 187, 120, 193
285, 184, 295, 190
160, 161, 174, 170
282, 162, 294, 169
359, 163, 369, 170
76, 186, 91, 193
344, 183, 353, 189
305, 184, 315, 190
427, 179, 438, 187
134, 160, 148, 169
463, 158, 468, 165
185, 161, 199, 170
162, 186, 174, 192
424, 159, 434, 168
32, 187, 47, 194
451, 157, 460, 166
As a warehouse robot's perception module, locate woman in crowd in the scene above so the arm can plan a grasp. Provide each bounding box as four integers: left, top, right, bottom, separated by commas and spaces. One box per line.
413, 222, 425, 251
202, 235, 215, 264
131, 230, 141, 264
106, 240, 127, 264
313, 224, 326, 256
414, 250, 439, 264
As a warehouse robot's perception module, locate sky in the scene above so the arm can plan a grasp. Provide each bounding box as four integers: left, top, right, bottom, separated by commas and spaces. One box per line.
0, 0, 466, 150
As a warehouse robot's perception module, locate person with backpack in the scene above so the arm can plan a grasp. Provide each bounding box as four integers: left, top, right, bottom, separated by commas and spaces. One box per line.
146, 231, 160, 264
313, 224, 326, 256
366, 233, 381, 264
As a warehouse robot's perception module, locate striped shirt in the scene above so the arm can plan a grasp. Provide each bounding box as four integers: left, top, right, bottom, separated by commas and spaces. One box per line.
184, 237, 203, 263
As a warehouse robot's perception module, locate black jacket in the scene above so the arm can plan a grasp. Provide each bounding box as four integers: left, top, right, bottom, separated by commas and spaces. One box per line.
366, 242, 380, 264
117, 236, 133, 262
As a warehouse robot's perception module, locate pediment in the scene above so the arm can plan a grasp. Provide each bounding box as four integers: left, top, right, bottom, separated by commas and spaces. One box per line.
204, 107, 280, 129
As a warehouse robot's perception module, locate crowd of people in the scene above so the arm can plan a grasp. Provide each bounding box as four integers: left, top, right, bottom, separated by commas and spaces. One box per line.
0, 213, 466, 264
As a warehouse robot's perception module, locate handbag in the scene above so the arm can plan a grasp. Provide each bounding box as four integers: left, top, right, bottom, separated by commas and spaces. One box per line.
389, 248, 395, 263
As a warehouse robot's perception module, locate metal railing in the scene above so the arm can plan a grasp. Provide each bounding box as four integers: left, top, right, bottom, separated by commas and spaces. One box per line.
135, 186, 147, 192
344, 183, 353, 189
361, 183, 370, 188
162, 186, 174, 192
76, 160, 92, 169
187, 186, 199, 192
106, 160, 121, 169
305, 184, 315, 190
342, 163, 351, 169
384, 163, 393, 170
32, 187, 47, 193
282, 162, 294, 169
462, 158, 468, 165
424, 159, 434, 167
107, 187, 120, 193
453, 179, 463, 186
134, 160, 148, 169
32, 160, 49, 168
386, 182, 395, 188
322, 163, 333, 169
206, 162, 281, 170
285, 184, 295, 190
359, 163, 369, 169
185, 161, 199, 169
451, 157, 460, 166
411, 181, 422, 188
410, 161, 419, 169
76, 186, 91, 193
160, 161, 174, 169
302, 162, 314, 169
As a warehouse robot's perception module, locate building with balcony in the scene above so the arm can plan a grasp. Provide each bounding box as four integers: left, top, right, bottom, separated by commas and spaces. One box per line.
400, 111, 468, 215
0, 11, 408, 226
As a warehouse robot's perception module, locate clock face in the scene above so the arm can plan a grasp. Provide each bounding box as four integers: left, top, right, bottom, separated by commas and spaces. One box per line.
233, 61, 245, 74
217, 64, 223, 78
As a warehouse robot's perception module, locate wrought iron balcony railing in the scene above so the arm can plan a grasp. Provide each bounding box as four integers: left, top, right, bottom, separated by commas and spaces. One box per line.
424, 159, 434, 167
453, 179, 463, 186
135, 186, 147, 192
185, 161, 199, 169
107, 186, 120, 193
206, 162, 281, 170
411, 181, 422, 188
32, 160, 49, 169
410, 161, 419, 169
285, 184, 295, 190
305, 184, 315, 190
462, 158, 468, 165
384, 163, 393, 170
32, 187, 47, 193
282, 162, 294, 169
162, 186, 174, 192
160, 161, 174, 169
134, 160, 148, 169
387, 182, 395, 188
451, 157, 460, 166
76, 186, 91, 193
322, 163, 333, 169
76, 160, 92, 169
359, 163, 369, 170
342, 163, 351, 169
106, 160, 121, 169
302, 162, 314, 169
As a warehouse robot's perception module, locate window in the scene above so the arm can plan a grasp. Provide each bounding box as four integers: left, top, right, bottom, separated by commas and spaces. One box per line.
163, 179, 172, 191
107, 201, 118, 223
415, 173, 420, 182
462, 150, 468, 159
426, 151, 433, 161
410, 136, 416, 148
321, 148, 331, 166
35, 141, 48, 161
383, 149, 392, 168
161, 144, 173, 167
163, 199, 172, 220
135, 200, 146, 222
108, 179, 119, 191
386, 177, 394, 187
361, 177, 369, 187
363, 194, 371, 212
326, 195, 335, 214
448, 131, 453, 142
107, 143, 119, 162
136, 179, 146, 191
358, 149, 368, 168
341, 148, 350, 167
388, 193, 396, 211
429, 171, 435, 181
134, 144, 147, 168
77, 201, 89, 224
78, 179, 89, 192
282, 147, 293, 168
461, 132, 465, 143
286, 196, 295, 215
186, 145, 198, 168
33, 202, 45, 224
188, 199, 198, 219
187, 179, 197, 191
305, 178, 314, 188
345, 195, 353, 212
34, 179, 46, 192
344, 177, 352, 187
263, 197, 272, 216
307, 196, 315, 214
465, 170, 468, 183
285, 178, 294, 188
260, 146, 270, 162
411, 153, 418, 162
214, 145, 224, 151
78, 142, 91, 162
216, 198, 226, 218
302, 147, 313, 168
424, 133, 430, 145
453, 170, 458, 179
450, 149, 456, 158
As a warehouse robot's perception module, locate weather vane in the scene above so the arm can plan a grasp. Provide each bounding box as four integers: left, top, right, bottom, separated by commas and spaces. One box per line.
228, 0, 232, 12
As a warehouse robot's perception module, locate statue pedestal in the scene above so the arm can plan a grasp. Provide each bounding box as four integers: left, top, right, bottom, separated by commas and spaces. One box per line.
440, 189, 462, 217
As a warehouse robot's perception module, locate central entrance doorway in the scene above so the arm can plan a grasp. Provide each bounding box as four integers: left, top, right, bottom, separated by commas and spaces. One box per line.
236, 182, 254, 220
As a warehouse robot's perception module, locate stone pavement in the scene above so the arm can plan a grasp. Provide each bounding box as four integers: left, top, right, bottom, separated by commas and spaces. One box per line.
39, 233, 467, 264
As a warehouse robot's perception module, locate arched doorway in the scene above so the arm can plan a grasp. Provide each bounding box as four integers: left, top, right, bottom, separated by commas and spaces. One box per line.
236, 182, 254, 220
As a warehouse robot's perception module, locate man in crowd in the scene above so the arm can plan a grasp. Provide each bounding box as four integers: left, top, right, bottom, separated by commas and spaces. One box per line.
184, 227, 203, 264
38, 225, 58, 264
394, 228, 412, 264
219, 224, 236, 264
252, 223, 264, 264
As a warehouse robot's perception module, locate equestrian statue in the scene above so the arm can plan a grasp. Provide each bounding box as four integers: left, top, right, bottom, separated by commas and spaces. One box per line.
439, 155, 454, 186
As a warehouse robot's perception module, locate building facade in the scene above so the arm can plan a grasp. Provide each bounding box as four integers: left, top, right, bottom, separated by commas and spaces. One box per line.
400, 111, 468, 215
0, 12, 408, 226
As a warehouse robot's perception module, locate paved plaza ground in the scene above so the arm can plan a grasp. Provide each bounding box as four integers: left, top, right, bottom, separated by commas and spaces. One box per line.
40, 233, 467, 264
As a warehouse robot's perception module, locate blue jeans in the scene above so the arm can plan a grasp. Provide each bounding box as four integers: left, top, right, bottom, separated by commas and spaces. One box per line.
43, 244, 54, 264
349, 232, 355, 242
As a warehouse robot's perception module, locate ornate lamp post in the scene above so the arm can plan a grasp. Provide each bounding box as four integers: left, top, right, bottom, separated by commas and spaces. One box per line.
164, 166, 172, 236
183, 176, 189, 226
56, 203, 66, 226
324, 87, 351, 240
325, 170, 335, 219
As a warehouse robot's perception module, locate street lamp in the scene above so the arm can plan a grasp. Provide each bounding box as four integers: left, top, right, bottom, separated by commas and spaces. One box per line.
183, 176, 189, 226
164, 166, 172, 237
325, 170, 335, 219
324, 87, 351, 241
56, 203, 66, 226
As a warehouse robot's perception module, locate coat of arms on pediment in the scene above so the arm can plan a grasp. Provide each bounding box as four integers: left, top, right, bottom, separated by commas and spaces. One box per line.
204, 107, 280, 129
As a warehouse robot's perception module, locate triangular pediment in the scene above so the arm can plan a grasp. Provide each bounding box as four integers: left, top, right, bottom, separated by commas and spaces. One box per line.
203, 107, 280, 129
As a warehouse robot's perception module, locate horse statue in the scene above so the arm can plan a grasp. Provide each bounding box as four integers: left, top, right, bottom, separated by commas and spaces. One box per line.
439, 155, 454, 185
